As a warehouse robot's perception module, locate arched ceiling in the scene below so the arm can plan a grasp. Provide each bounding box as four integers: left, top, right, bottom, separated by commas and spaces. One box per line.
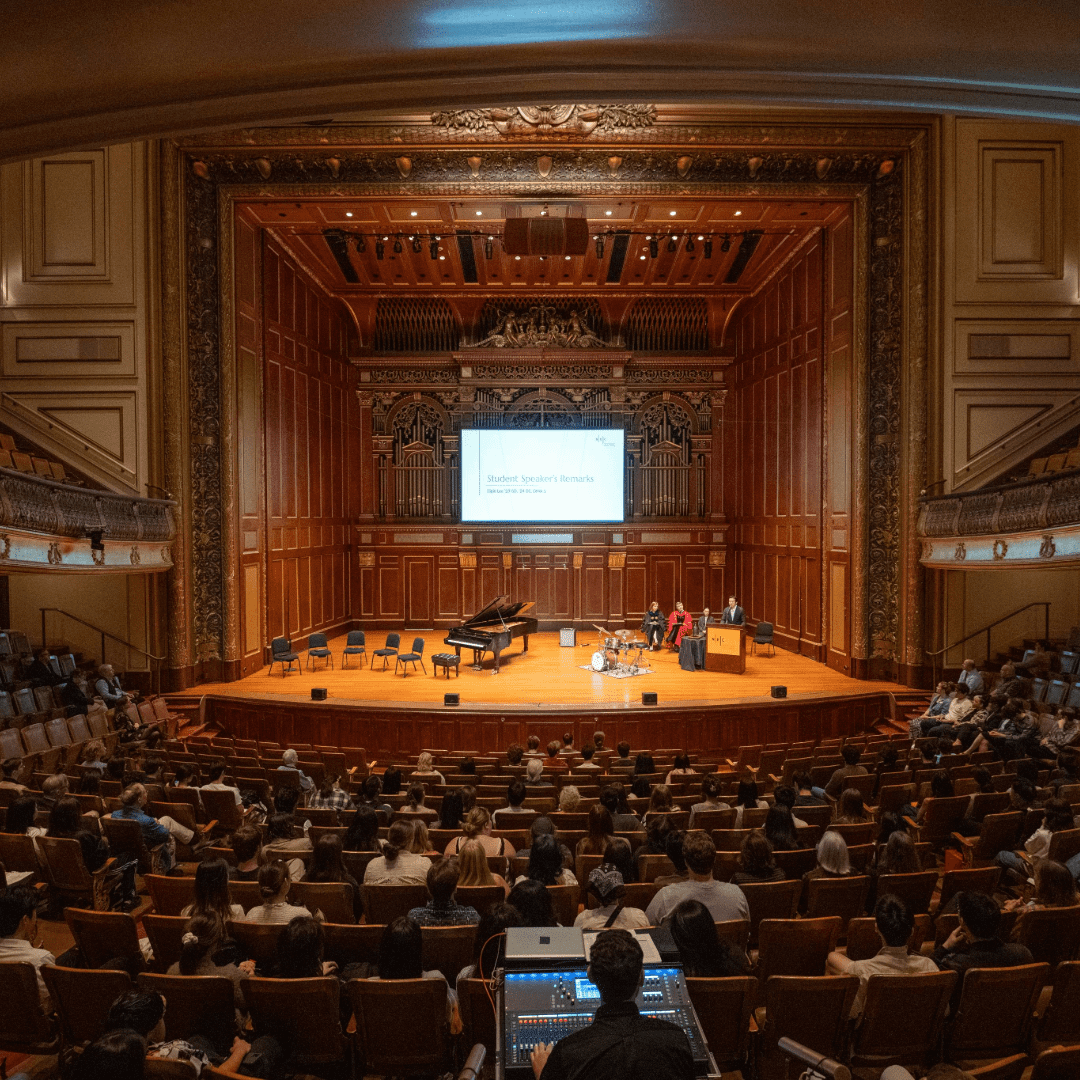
3, 0, 1079, 162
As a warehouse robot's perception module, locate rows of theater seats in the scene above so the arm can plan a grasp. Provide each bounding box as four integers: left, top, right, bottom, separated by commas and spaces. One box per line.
955, 638, 1080, 712
0, 431, 75, 483
1026, 433, 1080, 479
5, 732, 1080, 1077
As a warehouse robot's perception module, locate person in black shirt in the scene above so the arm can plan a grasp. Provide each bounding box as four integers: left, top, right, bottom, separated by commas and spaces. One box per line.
530, 929, 694, 1080
26, 649, 60, 687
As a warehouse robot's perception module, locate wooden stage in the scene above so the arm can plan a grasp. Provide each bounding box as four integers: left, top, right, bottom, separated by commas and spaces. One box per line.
177, 632, 907, 756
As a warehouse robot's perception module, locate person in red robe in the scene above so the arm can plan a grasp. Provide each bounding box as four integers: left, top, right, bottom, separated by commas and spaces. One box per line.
665, 602, 693, 649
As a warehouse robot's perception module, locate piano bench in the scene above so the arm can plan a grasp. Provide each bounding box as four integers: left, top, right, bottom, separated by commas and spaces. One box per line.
431, 654, 460, 678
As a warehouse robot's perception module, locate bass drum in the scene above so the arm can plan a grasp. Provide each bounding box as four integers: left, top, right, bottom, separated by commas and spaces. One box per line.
590, 650, 609, 672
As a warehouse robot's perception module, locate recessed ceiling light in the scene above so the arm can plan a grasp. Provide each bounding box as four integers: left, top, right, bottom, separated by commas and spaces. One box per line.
734, 210, 742, 216
439, 255, 446, 260
410, 211, 417, 216
475, 210, 482, 216
605, 210, 612, 216
669, 210, 677, 216
640, 255, 646, 260
697, 235, 704, 240
565, 256, 571, 261
345, 212, 353, 218
515, 255, 521, 261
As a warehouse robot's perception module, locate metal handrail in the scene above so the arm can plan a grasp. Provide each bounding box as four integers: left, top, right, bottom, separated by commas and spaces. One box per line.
40, 607, 166, 694
926, 601, 1049, 687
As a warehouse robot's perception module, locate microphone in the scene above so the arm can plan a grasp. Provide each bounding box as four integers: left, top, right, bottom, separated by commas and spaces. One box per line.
777, 1038, 851, 1080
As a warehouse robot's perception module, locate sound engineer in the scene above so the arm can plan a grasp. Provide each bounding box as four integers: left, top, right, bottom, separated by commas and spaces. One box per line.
529, 929, 694, 1080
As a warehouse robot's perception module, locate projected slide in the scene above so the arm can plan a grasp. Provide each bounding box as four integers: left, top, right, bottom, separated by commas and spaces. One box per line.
460, 429, 624, 523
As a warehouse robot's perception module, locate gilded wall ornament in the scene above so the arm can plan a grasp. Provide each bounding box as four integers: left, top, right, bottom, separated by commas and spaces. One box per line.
430, 104, 657, 138
1040, 534, 1056, 559
0, 535, 9, 560
130, 546, 141, 566
473, 305, 608, 349
992, 539, 1008, 560
92, 548, 105, 566
954, 542, 966, 561
47, 543, 62, 565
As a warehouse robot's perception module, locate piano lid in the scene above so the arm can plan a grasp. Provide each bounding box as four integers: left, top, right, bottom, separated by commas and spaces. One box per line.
462, 595, 535, 627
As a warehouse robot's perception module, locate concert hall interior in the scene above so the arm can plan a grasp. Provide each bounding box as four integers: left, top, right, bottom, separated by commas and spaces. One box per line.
2, 7, 1080, 1078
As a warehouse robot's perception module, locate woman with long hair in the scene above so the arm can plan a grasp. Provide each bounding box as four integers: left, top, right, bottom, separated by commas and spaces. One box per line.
641, 784, 673, 825
641, 600, 665, 651
457, 838, 509, 896
507, 878, 556, 927
602, 838, 639, 885
275, 914, 337, 978
443, 806, 514, 858
399, 782, 438, 818
47, 795, 110, 872
633, 753, 656, 777
664, 754, 695, 785
235, 861, 310, 924
733, 779, 767, 828
438, 789, 465, 830
763, 807, 800, 852
576, 805, 615, 857
835, 788, 872, 824
666, 898, 750, 976
371, 916, 456, 1017
731, 832, 784, 884
456, 902, 523, 987
414, 752, 445, 783
363, 820, 431, 885
689, 773, 729, 828
169, 912, 254, 1006
526, 834, 577, 887
4, 796, 44, 837
342, 805, 381, 852
182, 857, 244, 924
408, 819, 436, 855
303, 833, 362, 920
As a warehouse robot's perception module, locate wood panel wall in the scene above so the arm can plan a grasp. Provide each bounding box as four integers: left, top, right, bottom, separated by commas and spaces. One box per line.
234, 219, 361, 675
727, 237, 827, 660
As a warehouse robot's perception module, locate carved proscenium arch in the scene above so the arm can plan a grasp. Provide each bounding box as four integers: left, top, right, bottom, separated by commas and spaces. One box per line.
635, 394, 698, 462
504, 389, 580, 428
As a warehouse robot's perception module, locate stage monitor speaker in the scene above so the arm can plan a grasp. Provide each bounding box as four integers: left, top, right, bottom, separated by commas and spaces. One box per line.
642, 691, 658, 706
444, 693, 460, 707
771, 686, 787, 699
311, 688, 327, 701
559, 628, 576, 647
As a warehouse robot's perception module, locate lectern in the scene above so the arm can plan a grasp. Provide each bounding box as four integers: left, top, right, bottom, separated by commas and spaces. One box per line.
706, 625, 745, 674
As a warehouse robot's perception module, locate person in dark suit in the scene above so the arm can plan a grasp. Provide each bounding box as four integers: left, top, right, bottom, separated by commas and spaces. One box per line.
695, 609, 715, 636
719, 597, 744, 625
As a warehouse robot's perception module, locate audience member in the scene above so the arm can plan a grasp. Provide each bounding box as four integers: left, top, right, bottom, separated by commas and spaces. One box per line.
645, 833, 748, 924
457, 838, 510, 896
170, 912, 255, 1008
4, 796, 44, 837
364, 820, 431, 885
201, 760, 243, 806
408, 856, 480, 926
506, 743, 525, 766
111, 783, 207, 870
577, 745, 602, 771
444, 807, 515, 858
654, 830, 689, 888
456, 902, 523, 986
822, 745, 868, 800
763, 806, 801, 851
688, 773, 729, 827
835, 788, 871, 824
575, 866, 648, 931
276, 748, 313, 793
0, 759, 30, 794
577, 805, 615, 856
274, 914, 338, 978
68, 1030, 146, 1080
303, 832, 363, 920
665, 898, 750, 976
996, 798, 1074, 883
731, 832, 785, 884
0, 887, 56, 1006
508, 879, 557, 926
732, 779, 768, 827
934, 891, 1034, 987
559, 785, 582, 813
229, 824, 263, 880
94, 663, 133, 709
399, 782, 438, 819
236, 861, 312, 925
794, 772, 827, 807
600, 784, 641, 831
414, 751, 445, 782
527, 834, 578, 887
439, 789, 466, 829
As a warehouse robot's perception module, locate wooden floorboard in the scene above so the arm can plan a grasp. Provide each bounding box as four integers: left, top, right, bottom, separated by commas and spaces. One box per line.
175, 630, 906, 710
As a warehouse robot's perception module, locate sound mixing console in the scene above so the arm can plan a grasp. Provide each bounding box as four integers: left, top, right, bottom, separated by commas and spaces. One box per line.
501, 967, 712, 1078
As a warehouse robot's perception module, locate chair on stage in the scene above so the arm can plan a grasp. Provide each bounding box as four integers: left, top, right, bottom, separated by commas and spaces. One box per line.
342, 630, 367, 668
752, 621, 775, 656
269, 637, 300, 677
372, 632, 400, 671
306, 633, 333, 671
395, 637, 426, 677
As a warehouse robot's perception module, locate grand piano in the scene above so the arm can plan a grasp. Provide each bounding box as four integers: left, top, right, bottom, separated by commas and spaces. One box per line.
443, 595, 538, 673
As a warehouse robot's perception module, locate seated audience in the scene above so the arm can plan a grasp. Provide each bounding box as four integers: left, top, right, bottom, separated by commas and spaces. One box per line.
357, 774, 392, 816
577, 745, 602, 771
517, 816, 574, 870
506, 743, 525, 767
40, 772, 70, 809
408, 855, 480, 926
273, 914, 339, 979
371, 916, 457, 1019
407, 819, 436, 855
664, 753, 695, 785
574, 866, 648, 931
822, 745, 868, 800
111, 783, 207, 870
0, 759, 31, 794
1006, 859, 1079, 927
444, 806, 515, 858
633, 753, 656, 777
544, 740, 568, 772
801, 832, 854, 911
665, 898, 750, 976
456, 902, 523, 986
526, 929, 694, 1080
263, 811, 310, 880
763, 806, 801, 852
559, 785, 582, 813
236, 861, 312, 924
835, 787, 872, 824
600, 784, 641, 831
169, 912, 255, 1008
0, 886, 55, 1006
559, 731, 576, 756
641, 784, 674, 825
616, 740, 632, 761
602, 838, 639, 886
307, 771, 352, 813
438, 788, 466, 830
303, 832, 363, 920
772, 785, 808, 827
794, 772, 827, 807
201, 760, 243, 806
996, 797, 1074, 883
364, 820, 431, 885
654, 830, 689, 887
508, 878, 557, 926
527, 834, 578, 887
525, 758, 554, 789
94, 663, 133, 709
276, 748, 313, 792
523, 735, 543, 758
732, 779, 768, 827
414, 751, 445, 783
398, 781, 438, 819
577, 805, 615, 857
229, 824, 263, 880
688, 773, 729, 827
731, 832, 785, 884
80, 740, 108, 774
934, 890, 1034, 984
827, 894, 939, 1018
645, 833, 748, 924
457, 838, 510, 897
4, 796, 44, 837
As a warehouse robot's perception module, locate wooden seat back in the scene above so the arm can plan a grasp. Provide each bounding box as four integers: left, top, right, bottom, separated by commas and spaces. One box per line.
142, 914, 188, 973
845, 914, 933, 962
762, 975, 859, 1062
348, 977, 452, 1075
458, 978, 498, 1058
1031, 1044, 1080, 1080
1014, 904, 1080, 967
42, 965, 133, 1044
757, 918, 840, 982
64, 907, 143, 968
947, 963, 1050, 1060
546, 884, 579, 927
138, 973, 237, 1048
227, 920, 283, 963
242, 976, 346, 1064
804, 875, 870, 931
875, 870, 939, 915
1037, 961, 1080, 1044
421, 924, 477, 983
290, 880, 355, 924
684, 976, 757, 1071
454, 884, 505, 918
145, 873, 196, 916
937, 866, 1002, 913
362, 883, 430, 925
0, 962, 60, 1053
322, 922, 384, 968
737, 879, 801, 946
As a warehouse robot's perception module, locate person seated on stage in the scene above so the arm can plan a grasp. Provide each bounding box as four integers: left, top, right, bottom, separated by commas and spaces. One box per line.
719, 597, 745, 625
527, 834, 578, 889
514, 816, 574, 868
664, 754, 695, 785
398, 782, 439, 820
506, 743, 525, 766
688, 773, 730, 828
664, 602, 693, 650
544, 741, 569, 772
364, 820, 432, 885
575, 866, 648, 932
413, 752, 445, 783
695, 609, 714, 636
276, 748, 313, 793
408, 856, 480, 927
645, 832, 749, 925
529, 928, 695, 1080
732, 778, 768, 828
577, 745, 602, 771
600, 783, 642, 832
640, 601, 666, 651
444, 806, 516, 859
559, 732, 576, 757
523, 735, 544, 758
228, 824, 264, 881
525, 758, 555, 790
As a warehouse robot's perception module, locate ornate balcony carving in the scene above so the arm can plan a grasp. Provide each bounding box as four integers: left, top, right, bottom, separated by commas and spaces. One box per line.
0, 468, 175, 572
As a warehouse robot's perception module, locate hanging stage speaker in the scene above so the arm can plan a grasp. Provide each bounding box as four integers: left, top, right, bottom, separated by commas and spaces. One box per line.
311, 688, 327, 701
444, 693, 460, 707
771, 686, 787, 699
642, 692, 658, 706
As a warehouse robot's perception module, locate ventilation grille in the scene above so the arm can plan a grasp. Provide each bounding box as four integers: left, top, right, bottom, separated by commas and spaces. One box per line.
479, 297, 603, 337
375, 298, 459, 352
624, 297, 708, 352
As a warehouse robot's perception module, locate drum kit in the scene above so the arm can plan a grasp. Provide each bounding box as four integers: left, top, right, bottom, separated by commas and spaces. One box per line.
590, 626, 650, 675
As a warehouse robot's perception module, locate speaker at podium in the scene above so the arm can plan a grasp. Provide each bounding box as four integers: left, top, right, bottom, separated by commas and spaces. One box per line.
705, 625, 746, 674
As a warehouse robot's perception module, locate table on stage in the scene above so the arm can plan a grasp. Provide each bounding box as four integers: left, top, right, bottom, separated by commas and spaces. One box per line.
678, 634, 707, 671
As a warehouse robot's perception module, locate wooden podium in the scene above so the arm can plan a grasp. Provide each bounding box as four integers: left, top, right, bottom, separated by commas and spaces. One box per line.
706, 625, 746, 674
